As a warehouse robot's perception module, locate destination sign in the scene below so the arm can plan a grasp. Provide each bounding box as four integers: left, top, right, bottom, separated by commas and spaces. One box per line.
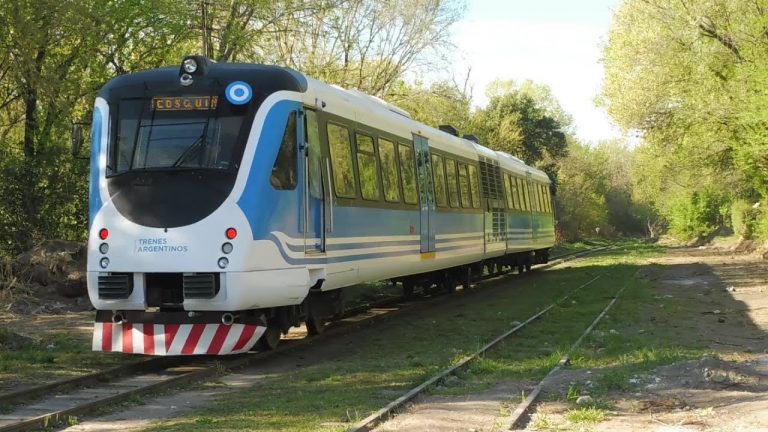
151, 96, 219, 111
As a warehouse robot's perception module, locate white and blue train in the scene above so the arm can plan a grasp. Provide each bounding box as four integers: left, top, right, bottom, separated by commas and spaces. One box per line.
86, 56, 555, 355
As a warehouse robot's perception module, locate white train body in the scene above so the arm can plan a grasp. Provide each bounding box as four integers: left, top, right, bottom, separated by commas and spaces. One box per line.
88, 57, 555, 355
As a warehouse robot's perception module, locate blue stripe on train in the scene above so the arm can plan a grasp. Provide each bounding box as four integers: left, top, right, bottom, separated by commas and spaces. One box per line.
88, 108, 103, 228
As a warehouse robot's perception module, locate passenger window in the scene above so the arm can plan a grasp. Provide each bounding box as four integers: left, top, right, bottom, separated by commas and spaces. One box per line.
398, 144, 418, 204
458, 163, 471, 208
523, 181, 531, 211
270, 111, 297, 190
546, 187, 552, 213
378, 138, 401, 203
327, 123, 356, 198
533, 184, 540, 212
509, 176, 519, 210
544, 185, 552, 213
445, 158, 460, 208
504, 175, 515, 209
305, 110, 322, 199
518, 178, 529, 211
468, 165, 480, 208
356, 133, 381, 201
432, 155, 448, 207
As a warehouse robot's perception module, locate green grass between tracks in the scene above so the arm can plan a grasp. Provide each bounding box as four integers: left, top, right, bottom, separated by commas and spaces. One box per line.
0, 327, 135, 393
143, 240, 712, 432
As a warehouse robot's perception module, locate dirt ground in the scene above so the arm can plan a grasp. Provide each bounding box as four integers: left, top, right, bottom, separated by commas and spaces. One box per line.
373, 246, 768, 432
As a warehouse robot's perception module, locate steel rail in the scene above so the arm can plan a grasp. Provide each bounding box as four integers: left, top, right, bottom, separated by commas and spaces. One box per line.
345, 274, 604, 432
506, 283, 628, 430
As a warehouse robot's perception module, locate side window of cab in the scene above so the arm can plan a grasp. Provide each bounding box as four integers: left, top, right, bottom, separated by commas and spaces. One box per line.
270, 111, 297, 190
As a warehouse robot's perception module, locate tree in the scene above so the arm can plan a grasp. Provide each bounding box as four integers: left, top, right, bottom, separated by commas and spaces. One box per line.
600, 0, 768, 240
385, 77, 472, 132
257, 0, 465, 96
471, 80, 568, 168
0, 0, 192, 253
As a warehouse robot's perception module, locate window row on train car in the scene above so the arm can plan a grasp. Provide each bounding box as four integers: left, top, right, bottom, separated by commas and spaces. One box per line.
270, 109, 553, 214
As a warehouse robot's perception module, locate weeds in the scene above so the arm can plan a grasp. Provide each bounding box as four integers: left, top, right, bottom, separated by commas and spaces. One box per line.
565, 406, 606, 424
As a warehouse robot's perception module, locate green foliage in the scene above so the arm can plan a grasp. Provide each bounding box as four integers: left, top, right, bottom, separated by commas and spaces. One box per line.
731, 200, 759, 239
471, 80, 568, 166
555, 139, 646, 241
601, 0, 768, 241
385, 79, 472, 131
666, 189, 728, 241
564, 407, 606, 424
754, 210, 768, 240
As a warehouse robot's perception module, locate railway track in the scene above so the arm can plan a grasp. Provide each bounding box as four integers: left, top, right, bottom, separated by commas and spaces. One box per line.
348, 251, 621, 432
346, 274, 605, 432
0, 246, 605, 432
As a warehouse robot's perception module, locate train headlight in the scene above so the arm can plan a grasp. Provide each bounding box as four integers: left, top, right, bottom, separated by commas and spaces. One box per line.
99, 243, 109, 254
222, 242, 233, 254
217, 257, 229, 269
182, 58, 198, 74
100, 257, 110, 269
180, 73, 193, 87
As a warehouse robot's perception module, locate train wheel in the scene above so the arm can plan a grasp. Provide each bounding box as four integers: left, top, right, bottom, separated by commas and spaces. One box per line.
462, 266, 472, 289
256, 325, 281, 350
516, 263, 524, 274
306, 312, 326, 336
442, 273, 457, 294
402, 280, 415, 299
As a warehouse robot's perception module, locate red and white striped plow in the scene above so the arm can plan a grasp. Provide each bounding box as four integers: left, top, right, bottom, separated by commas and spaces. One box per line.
92, 322, 266, 355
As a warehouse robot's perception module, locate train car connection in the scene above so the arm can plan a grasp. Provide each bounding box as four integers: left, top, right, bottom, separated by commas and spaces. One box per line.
85, 55, 555, 355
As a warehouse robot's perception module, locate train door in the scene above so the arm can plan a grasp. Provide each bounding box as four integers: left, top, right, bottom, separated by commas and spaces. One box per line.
300, 108, 325, 253
413, 134, 436, 253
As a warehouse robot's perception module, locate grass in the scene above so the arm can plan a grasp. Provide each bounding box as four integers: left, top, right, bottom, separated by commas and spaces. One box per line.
0, 321, 137, 391
549, 239, 608, 257
564, 406, 606, 424
137, 240, 712, 432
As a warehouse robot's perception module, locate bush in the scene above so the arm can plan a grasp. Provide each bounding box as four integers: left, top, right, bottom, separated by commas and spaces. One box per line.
753, 209, 768, 240
666, 190, 728, 241
731, 200, 760, 239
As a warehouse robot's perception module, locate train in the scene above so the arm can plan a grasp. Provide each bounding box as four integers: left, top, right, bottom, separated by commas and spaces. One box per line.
85, 56, 555, 355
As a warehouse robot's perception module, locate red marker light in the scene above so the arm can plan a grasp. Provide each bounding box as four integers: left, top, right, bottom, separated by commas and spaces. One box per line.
225, 228, 237, 239
99, 228, 109, 240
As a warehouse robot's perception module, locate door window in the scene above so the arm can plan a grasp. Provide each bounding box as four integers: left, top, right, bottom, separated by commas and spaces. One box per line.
305, 110, 322, 199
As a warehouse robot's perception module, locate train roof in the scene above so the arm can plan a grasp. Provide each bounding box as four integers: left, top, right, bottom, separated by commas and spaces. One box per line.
302, 76, 552, 184
98, 62, 307, 101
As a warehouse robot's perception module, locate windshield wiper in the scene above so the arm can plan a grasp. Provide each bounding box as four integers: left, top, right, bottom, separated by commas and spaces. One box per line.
170, 134, 206, 168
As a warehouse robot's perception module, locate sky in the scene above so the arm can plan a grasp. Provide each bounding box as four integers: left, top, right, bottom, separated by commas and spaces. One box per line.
450, 0, 623, 143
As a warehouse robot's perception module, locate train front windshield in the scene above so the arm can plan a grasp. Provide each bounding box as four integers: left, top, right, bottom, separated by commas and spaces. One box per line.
110, 95, 248, 175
